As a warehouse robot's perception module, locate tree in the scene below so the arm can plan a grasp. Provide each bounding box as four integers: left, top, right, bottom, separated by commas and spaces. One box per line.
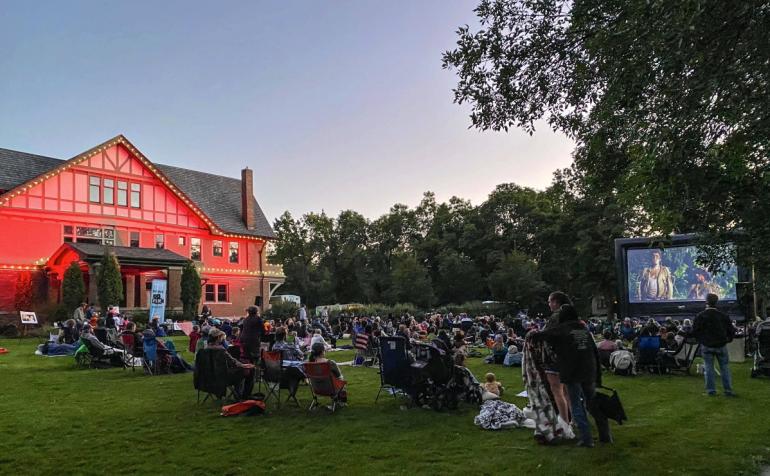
14, 272, 33, 312
435, 250, 482, 304
487, 251, 548, 306
444, 0, 770, 293
96, 249, 123, 311
62, 261, 86, 313
180, 261, 202, 321
385, 253, 434, 309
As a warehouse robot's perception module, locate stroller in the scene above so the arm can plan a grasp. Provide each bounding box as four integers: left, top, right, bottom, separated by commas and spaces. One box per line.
751, 320, 770, 378
410, 341, 458, 410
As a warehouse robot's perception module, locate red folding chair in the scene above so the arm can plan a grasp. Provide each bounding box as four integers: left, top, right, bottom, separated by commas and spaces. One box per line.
302, 361, 347, 412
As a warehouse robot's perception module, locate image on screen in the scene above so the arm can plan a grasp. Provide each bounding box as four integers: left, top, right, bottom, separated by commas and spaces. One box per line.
627, 246, 738, 303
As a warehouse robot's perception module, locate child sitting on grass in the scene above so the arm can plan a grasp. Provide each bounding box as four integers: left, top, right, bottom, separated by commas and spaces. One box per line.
483, 372, 504, 397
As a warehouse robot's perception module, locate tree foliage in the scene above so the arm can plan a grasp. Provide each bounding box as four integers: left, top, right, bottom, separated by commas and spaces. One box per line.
62, 262, 86, 313
180, 261, 202, 321
443, 0, 770, 295
96, 249, 123, 311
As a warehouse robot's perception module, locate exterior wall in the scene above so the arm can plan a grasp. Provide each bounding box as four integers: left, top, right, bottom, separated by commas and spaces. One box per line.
0, 142, 276, 317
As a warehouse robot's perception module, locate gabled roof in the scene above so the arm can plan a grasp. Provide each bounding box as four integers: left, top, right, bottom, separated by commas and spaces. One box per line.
0, 136, 276, 239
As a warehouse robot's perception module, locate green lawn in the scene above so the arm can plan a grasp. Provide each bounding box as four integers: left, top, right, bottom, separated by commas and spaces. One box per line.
0, 337, 768, 476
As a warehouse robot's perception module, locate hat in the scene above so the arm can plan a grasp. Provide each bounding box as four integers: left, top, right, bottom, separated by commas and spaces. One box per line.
508, 345, 518, 354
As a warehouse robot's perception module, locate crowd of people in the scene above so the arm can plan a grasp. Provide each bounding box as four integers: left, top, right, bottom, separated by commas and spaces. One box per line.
47, 290, 763, 448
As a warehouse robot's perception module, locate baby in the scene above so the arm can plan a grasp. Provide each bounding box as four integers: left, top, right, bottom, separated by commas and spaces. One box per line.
483, 372, 504, 396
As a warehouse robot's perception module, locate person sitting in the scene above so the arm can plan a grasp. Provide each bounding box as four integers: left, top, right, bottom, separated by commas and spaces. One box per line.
609, 341, 636, 375
272, 329, 304, 361
308, 342, 344, 380
452, 331, 467, 356
80, 324, 126, 366
58, 319, 80, 345
310, 328, 332, 351
483, 372, 504, 397
207, 329, 256, 399
150, 316, 167, 337
597, 330, 618, 369
503, 344, 523, 367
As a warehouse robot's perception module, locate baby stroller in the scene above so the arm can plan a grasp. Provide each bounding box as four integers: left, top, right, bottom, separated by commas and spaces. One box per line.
410, 341, 457, 410
751, 320, 770, 378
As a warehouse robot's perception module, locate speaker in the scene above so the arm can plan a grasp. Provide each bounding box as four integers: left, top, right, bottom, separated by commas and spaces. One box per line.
254, 296, 263, 307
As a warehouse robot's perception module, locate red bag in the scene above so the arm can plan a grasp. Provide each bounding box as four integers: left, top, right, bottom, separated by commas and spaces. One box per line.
0, 348, 8, 355
220, 399, 265, 417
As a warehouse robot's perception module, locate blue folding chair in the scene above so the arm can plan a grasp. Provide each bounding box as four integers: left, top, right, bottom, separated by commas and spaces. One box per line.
376, 336, 412, 402
143, 336, 158, 375
637, 335, 662, 374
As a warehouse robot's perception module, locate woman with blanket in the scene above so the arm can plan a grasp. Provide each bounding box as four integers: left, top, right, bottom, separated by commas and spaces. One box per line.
528, 304, 611, 447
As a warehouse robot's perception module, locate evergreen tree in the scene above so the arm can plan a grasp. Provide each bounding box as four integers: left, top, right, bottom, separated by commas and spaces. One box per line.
62, 261, 86, 313
96, 249, 123, 311
180, 261, 202, 320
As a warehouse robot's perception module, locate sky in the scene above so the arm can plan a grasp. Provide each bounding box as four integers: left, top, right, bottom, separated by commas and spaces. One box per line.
0, 0, 575, 223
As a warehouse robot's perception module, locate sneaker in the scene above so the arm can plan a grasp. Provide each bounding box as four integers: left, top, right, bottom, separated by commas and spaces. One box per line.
724, 392, 737, 398
576, 440, 595, 448
705, 391, 717, 397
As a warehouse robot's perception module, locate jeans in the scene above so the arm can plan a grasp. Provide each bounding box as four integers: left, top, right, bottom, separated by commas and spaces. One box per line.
702, 345, 733, 394
566, 382, 612, 445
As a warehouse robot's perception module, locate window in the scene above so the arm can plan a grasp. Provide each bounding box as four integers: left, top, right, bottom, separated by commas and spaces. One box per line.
73, 226, 115, 245
63, 225, 73, 243
117, 181, 128, 206
204, 284, 215, 302
89, 177, 101, 203
130, 232, 140, 248
178, 236, 186, 246
155, 234, 165, 249
204, 284, 229, 303
103, 179, 114, 205
213, 240, 223, 257
229, 242, 239, 263
217, 285, 228, 302
190, 238, 201, 260
130, 183, 141, 208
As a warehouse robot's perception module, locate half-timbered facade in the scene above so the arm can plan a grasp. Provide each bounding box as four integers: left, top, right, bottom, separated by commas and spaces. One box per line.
0, 135, 283, 320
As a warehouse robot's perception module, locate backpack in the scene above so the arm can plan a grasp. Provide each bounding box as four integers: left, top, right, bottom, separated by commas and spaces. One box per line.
221, 399, 265, 417
610, 350, 635, 376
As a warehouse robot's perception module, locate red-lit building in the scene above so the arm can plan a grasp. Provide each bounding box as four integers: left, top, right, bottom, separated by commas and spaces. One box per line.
0, 135, 283, 321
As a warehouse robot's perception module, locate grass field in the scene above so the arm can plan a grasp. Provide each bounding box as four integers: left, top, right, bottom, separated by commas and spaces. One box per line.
0, 336, 768, 476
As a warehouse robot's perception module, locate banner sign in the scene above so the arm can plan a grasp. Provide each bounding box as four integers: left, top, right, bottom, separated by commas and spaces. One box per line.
149, 279, 168, 323
19, 311, 38, 325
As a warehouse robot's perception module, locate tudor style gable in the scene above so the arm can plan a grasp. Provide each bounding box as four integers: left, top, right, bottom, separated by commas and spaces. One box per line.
0, 136, 210, 232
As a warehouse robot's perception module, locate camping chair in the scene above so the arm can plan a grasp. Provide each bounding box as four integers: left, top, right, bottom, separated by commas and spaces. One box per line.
302, 361, 347, 412
120, 333, 141, 372
637, 335, 663, 374
194, 347, 240, 403
75, 338, 111, 369
73, 343, 93, 369
664, 337, 701, 374
376, 336, 411, 403
143, 337, 161, 375
260, 350, 285, 408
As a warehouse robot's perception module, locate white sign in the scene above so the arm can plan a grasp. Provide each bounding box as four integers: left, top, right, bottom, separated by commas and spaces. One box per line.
19, 311, 38, 325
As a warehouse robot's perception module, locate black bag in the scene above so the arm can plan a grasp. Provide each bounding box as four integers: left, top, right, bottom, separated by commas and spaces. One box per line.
594, 385, 628, 425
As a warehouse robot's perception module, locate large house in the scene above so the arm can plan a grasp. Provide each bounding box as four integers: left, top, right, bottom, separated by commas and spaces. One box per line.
0, 135, 283, 321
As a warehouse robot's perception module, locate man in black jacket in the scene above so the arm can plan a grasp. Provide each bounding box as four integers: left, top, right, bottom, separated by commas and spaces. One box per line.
531, 304, 611, 447
693, 293, 735, 396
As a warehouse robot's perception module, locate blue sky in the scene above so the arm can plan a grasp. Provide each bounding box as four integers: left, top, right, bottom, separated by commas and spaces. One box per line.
0, 0, 574, 221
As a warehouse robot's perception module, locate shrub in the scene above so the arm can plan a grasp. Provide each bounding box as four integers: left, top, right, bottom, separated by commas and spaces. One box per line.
14, 272, 33, 312
267, 300, 299, 320
96, 249, 123, 312
180, 261, 201, 321
62, 262, 86, 313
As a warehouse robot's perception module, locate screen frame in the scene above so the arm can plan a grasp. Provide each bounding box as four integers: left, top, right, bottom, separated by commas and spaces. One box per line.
615, 234, 748, 321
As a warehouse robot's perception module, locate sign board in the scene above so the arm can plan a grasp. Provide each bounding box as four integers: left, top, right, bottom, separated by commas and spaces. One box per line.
19, 311, 38, 325
148, 279, 168, 323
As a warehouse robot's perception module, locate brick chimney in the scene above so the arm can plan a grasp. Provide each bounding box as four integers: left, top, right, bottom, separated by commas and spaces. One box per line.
241, 167, 255, 230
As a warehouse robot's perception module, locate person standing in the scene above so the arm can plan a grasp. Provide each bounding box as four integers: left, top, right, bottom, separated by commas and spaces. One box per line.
531, 304, 611, 447
240, 306, 264, 363
298, 304, 308, 323
693, 293, 735, 396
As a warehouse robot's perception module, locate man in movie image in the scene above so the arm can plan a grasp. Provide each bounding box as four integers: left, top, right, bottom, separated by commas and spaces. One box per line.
688, 268, 722, 300
637, 250, 673, 301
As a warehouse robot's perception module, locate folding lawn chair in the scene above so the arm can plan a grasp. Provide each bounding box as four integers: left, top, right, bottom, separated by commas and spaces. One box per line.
194, 348, 239, 403
260, 350, 284, 408
637, 335, 663, 374
302, 361, 347, 412
376, 336, 411, 403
